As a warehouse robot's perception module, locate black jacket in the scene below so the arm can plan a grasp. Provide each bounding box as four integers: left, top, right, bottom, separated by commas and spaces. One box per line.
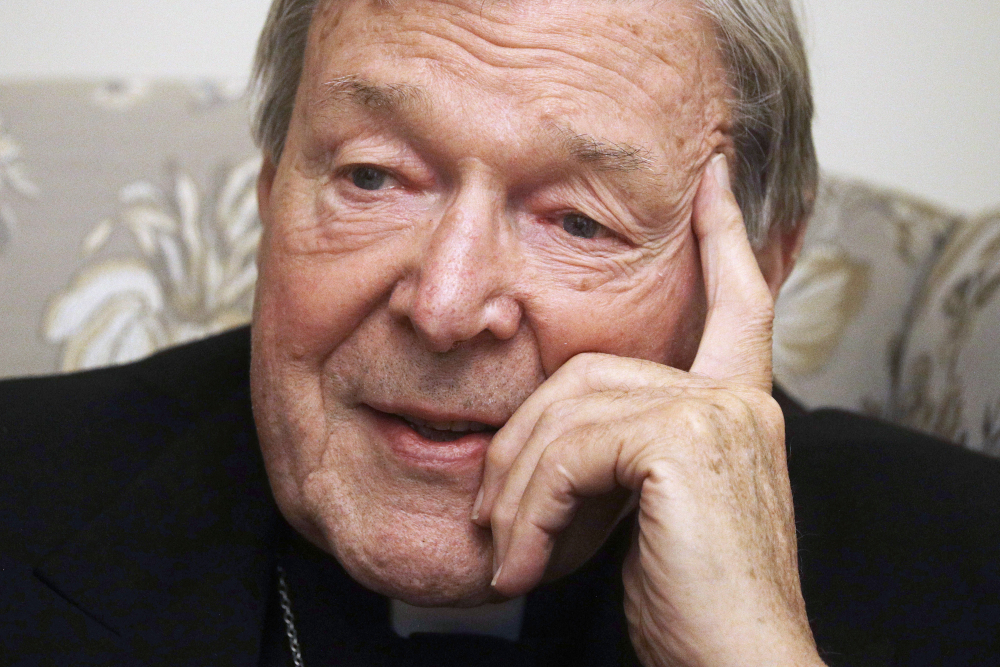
1, 327, 998, 666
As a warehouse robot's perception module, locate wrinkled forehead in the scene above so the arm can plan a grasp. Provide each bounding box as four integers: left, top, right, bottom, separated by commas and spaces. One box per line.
300, 0, 730, 127
309, 0, 716, 50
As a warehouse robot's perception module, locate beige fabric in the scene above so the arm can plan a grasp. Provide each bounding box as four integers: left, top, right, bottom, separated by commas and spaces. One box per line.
0, 81, 258, 377
773, 176, 960, 418
889, 210, 1000, 456
1, 80, 997, 455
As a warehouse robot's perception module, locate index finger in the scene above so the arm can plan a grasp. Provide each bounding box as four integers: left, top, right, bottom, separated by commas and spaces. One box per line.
689, 153, 774, 392
472, 354, 696, 527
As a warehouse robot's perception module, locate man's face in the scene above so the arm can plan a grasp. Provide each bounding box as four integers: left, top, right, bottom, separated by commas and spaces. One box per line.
252, 0, 731, 605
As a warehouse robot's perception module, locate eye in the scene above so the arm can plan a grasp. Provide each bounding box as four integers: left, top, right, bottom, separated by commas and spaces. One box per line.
561, 213, 605, 239
349, 166, 390, 191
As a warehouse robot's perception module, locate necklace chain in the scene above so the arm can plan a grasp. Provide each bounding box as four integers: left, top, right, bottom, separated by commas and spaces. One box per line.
276, 564, 305, 667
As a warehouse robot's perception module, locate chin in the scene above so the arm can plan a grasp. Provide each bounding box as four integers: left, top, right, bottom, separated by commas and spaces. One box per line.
347, 552, 499, 608
295, 475, 501, 607
324, 514, 499, 607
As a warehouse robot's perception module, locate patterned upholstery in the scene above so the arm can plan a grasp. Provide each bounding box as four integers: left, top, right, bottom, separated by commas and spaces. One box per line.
0, 81, 258, 376
772, 178, 960, 416
772, 175, 1000, 456
1, 80, 997, 456
889, 209, 1000, 454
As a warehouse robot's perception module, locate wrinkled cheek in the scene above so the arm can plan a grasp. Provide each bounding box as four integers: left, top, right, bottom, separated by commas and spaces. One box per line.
634, 252, 707, 371
528, 247, 705, 375
254, 243, 404, 368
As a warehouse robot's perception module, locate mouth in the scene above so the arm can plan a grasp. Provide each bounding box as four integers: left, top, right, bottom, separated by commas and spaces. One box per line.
363, 404, 502, 468
397, 414, 498, 442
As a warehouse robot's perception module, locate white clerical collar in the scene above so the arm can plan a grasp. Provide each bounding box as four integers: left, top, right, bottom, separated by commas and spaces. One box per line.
390, 596, 526, 642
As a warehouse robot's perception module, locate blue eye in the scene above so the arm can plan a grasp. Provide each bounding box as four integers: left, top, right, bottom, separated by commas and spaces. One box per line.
562, 213, 603, 239
350, 166, 388, 190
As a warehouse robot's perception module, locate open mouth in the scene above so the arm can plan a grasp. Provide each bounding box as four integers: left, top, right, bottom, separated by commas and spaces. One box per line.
397, 414, 498, 442
365, 404, 502, 467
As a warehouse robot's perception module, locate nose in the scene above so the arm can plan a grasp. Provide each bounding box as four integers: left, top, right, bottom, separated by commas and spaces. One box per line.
388, 196, 523, 352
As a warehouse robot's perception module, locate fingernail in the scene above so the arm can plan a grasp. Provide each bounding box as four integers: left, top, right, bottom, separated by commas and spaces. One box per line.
712, 153, 731, 191
471, 487, 484, 521
491, 562, 503, 588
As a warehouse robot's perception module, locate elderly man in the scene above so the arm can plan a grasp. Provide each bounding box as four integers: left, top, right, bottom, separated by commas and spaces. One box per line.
2, 1, 998, 666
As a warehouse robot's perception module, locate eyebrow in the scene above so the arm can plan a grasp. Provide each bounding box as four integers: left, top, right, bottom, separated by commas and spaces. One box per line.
320, 75, 428, 115
318, 75, 654, 176
560, 130, 653, 174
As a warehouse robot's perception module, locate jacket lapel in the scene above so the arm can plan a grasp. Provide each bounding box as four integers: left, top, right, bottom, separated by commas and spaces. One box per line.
32, 385, 280, 666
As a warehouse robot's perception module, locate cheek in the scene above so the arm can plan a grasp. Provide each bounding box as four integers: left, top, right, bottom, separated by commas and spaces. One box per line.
254, 159, 436, 363
255, 231, 410, 364
529, 238, 705, 374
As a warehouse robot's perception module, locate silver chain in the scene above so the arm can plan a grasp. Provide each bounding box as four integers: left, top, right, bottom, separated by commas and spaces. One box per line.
276, 564, 305, 667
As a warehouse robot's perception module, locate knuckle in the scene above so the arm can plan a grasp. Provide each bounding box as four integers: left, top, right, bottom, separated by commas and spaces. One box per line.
490, 495, 518, 528
537, 398, 582, 433
536, 441, 570, 479
534, 450, 582, 514
485, 440, 513, 470
728, 392, 759, 426
559, 351, 621, 388
671, 399, 719, 440
754, 393, 787, 441
756, 391, 784, 424
733, 386, 783, 426
604, 388, 637, 406
669, 392, 755, 439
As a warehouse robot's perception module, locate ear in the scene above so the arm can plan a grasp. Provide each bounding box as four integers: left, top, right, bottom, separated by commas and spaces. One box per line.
753, 219, 807, 298
257, 155, 278, 227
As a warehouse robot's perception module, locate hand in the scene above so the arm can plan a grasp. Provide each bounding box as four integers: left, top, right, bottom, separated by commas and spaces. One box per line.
472, 155, 824, 667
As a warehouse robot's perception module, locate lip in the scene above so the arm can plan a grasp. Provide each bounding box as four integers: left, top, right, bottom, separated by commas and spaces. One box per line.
364, 400, 507, 430
363, 405, 499, 470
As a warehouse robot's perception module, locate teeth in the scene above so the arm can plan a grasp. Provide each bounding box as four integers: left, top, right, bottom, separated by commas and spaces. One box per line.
402, 415, 491, 432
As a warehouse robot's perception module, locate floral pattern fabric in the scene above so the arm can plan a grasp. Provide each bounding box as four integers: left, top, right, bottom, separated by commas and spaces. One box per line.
0, 80, 257, 377
773, 176, 960, 419
44, 157, 261, 371
0, 115, 40, 251
890, 210, 1000, 456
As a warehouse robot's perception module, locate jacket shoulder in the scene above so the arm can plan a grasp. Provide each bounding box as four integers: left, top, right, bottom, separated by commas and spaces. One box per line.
787, 408, 1000, 546
787, 409, 1000, 663
0, 326, 252, 561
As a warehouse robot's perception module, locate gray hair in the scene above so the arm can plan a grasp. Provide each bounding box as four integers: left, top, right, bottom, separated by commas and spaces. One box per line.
699, 0, 817, 243
251, 0, 817, 244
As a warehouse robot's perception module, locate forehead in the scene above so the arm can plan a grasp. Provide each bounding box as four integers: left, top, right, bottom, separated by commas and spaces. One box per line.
293, 0, 729, 198
298, 0, 729, 170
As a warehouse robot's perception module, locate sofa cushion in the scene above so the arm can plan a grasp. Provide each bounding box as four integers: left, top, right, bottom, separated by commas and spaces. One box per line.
773, 175, 959, 417
889, 210, 1000, 455
0, 80, 258, 378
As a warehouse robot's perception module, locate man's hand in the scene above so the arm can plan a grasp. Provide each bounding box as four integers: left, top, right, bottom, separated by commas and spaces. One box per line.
472, 155, 825, 667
